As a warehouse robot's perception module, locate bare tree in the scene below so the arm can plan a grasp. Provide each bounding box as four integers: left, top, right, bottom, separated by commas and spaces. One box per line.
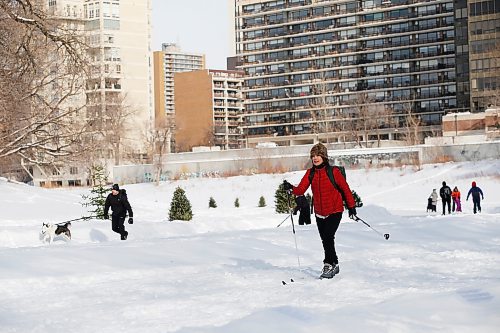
99, 93, 138, 165
142, 117, 173, 184
348, 92, 374, 147
368, 102, 392, 147
309, 72, 336, 143
400, 99, 422, 145
0, 0, 90, 169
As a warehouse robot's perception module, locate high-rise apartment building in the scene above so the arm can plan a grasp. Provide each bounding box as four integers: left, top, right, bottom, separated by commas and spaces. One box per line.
174, 69, 244, 151
454, 0, 471, 111
83, 0, 153, 158
234, 0, 458, 146
53, 0, 152, 152
153, 43, 205, 126
28, 0, 152, 186
467, 0, 500, 111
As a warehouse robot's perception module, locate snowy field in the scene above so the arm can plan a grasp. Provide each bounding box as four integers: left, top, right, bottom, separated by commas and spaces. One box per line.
1, 160, 500, 333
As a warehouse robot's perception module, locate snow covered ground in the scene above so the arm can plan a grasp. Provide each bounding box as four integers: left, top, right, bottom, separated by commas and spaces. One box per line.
1, 160, 499, 333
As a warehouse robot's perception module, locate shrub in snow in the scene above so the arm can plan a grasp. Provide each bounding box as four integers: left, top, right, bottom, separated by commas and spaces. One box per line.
258, 196, 266, 207
209, 196, 217, 208
350, 190, 363, 208
169, 187, 193, 221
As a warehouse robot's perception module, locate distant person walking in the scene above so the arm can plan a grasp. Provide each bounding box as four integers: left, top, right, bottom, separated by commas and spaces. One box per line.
440, 181, 452, 215
451, 186, 462, 212
466, 181, 484, 214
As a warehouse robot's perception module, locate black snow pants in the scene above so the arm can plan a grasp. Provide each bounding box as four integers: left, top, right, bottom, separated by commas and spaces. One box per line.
111, 215, 127, 237
316, 212, 342, 266
442, 198, 451, 215
473, 198, 482, 214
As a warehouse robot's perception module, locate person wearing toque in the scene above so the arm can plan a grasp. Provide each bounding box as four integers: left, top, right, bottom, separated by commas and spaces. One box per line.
104, 184, 133, 240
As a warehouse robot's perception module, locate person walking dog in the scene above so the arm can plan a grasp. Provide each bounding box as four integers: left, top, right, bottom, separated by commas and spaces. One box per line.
104, 184, 134, 240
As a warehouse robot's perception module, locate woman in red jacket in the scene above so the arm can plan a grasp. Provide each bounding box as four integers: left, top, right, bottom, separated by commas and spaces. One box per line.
283, 143, 356, 279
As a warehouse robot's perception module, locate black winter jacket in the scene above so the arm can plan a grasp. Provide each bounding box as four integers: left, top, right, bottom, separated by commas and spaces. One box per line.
440, 185, 452, 200
104, 190, 133, 218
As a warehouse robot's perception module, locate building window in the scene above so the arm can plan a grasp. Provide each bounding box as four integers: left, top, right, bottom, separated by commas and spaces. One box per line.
70, 167, 78, 175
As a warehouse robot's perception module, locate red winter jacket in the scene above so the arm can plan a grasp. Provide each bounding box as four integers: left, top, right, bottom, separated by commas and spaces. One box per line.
292, 165, 355, 217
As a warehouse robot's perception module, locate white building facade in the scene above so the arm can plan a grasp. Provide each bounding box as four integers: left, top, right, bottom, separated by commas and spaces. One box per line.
29, 0, 153, 187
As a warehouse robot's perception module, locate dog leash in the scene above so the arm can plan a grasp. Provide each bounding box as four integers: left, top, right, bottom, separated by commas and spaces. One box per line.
54, 215, 101, 226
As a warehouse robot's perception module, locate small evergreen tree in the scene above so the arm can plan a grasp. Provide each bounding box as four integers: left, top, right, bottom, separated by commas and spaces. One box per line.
274, 183, 290, 213
209, 196, 217, 208
258, 196, 266, 207
82, 164, 108, 219
351, 190, 363, 208
169, 186, 193, 221
234, 198, 240, 208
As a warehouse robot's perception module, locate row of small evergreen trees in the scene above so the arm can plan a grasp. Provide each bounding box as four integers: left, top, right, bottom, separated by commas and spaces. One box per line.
170, 184, 362, 221
81, 165, 362, 222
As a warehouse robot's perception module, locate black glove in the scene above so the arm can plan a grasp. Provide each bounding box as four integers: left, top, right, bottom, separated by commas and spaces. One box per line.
128, 217, 133, 224
103, 213, 109, 220
283, 180, 293, 191
348, 207, 357, 219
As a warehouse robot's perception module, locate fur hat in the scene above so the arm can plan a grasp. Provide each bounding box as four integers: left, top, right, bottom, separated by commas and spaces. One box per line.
111, 184, 120, 191
310, 143, 328, 160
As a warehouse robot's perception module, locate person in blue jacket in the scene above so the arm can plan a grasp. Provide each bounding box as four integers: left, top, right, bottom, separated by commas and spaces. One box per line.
466, 181, 484, 214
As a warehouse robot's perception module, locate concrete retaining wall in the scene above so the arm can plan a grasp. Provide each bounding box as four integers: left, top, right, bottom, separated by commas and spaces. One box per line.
113, 140, 500, 184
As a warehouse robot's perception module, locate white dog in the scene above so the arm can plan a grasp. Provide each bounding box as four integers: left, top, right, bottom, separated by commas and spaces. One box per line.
40, 222, 71, 243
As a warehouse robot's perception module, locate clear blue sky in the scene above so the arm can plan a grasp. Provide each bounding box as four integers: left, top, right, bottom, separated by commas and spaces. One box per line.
151, 0, 231, 69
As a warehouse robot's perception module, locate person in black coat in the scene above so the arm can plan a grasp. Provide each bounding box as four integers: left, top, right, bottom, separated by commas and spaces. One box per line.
104, 184, 134, 240
439, 181, 452, 215
466, 181, 484, 214
293, 195, 311, 225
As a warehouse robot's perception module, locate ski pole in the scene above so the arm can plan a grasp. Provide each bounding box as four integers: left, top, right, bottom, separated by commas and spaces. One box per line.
286, 190, 301, 269
350, 215, 390, 240
276, 214, 290, 228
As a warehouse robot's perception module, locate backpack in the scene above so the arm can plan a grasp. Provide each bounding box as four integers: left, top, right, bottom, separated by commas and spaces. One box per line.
308, 165, 363, 208
118, 189, 129, 204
